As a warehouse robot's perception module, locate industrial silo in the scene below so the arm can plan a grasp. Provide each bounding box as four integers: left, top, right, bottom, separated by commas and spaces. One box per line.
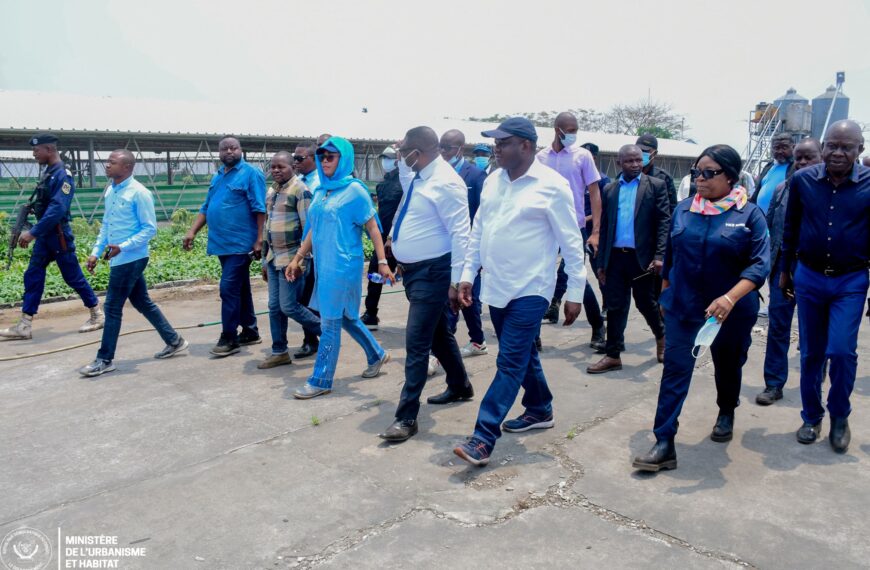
812, 85, 850, 139
773, 88, 811, 136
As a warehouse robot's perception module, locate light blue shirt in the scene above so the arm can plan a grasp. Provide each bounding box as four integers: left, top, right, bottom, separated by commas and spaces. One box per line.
91, 177, 158, 266
614, 174, 639, 248
199, 160, 267, 256
301, 169, 321, 193
757, 161, 789, 214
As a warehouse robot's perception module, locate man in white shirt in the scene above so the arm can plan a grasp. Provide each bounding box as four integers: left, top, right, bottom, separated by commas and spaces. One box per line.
453, 118, 587, 466
380, 126, 473, 442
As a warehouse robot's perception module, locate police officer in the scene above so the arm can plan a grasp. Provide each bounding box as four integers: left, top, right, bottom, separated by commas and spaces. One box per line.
0, 134, 103, 340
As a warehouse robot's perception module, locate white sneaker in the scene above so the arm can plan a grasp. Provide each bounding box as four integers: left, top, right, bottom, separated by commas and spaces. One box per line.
427, 355, 441, 376
460, 341, 488, 358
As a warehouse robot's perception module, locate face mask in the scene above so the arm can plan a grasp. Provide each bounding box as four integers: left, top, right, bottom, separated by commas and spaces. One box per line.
692, 316, 722, 359
560, 130, 577, 147
642, 152, 652, 167
474, 156, 490, 170
402, 150, 418, 171
381, 158, 397, 172
397, 157, 416, 191
448, 154, 461, 167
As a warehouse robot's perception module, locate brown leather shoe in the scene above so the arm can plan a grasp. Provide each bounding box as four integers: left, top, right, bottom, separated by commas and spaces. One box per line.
586, 356, 622, 374
656, 336, 665, 363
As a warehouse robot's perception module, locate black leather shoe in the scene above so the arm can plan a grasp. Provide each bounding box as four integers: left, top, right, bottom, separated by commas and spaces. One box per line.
294, 342, 319, 359
543, 299, 560, 324
379, 419, 418, 442
796, 421, 822, 444
710, 414, 734, 442
755, 386, 783, 406
427, 385, 474, 405
589, 325, 606, 352
829, 417, 851, 454
534, 336, 542, 352
632, 439, 677, 472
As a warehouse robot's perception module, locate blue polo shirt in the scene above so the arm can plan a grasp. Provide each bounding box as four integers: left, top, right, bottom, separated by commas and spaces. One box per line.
199, 160, 266, 256
614, 174, 639, 248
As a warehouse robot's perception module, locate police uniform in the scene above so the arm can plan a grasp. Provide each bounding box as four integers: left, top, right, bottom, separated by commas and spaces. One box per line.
21, 135, 98, 316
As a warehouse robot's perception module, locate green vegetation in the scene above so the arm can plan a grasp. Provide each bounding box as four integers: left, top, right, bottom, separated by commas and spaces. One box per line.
0, 208, 376, 305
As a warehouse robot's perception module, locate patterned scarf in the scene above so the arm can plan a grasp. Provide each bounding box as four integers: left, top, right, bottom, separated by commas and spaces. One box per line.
690, 185, 748, 215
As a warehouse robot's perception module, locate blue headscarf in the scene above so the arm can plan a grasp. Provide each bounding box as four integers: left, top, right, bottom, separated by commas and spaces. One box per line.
314, 136, 382, 232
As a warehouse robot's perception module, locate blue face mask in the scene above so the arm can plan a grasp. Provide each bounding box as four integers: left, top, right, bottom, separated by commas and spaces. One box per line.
448, 154, 461, 167
642, 151, 652, 167
560, 131, 577, 147
692, 316, 722, 359
474, 156, 490, 170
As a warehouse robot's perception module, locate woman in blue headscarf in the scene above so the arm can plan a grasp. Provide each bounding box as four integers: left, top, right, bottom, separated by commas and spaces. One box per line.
285, 137, 394, 399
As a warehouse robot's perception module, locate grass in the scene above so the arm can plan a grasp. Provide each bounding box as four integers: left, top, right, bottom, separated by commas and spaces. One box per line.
310, 415, 321, 427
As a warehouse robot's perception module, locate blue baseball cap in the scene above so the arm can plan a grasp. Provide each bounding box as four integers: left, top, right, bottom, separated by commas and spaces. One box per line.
29, 133, 58, 146
472, 143, 492, 155
316, 141, 340, 154
481, 117, 538, 143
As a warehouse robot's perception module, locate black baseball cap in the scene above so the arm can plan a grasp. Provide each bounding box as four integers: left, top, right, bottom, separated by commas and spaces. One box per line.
481, 117, 538, 143
580, 142, 599, 156
29, 133, 58, 146
636, 134, 658, 150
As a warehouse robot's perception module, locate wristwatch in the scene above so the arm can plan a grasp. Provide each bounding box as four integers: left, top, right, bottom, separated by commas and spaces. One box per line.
378, 258, 389, 265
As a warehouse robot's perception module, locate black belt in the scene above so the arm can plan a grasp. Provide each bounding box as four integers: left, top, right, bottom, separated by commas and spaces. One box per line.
800, 259, 869, 277
613, 247, 635, 253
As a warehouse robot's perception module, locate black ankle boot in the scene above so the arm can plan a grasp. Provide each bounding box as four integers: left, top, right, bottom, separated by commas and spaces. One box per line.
710, 414, 734, 442
632, 439, 677, 472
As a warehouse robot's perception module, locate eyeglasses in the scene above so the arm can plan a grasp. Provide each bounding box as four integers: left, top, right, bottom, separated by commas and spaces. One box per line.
319, 153, 339, 163
690, 167, 725, 180
292, 154, 308, 162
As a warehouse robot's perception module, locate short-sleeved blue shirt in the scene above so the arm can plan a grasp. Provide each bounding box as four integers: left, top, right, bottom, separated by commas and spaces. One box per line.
308, 181, 376, 320
199, 160, 266, 255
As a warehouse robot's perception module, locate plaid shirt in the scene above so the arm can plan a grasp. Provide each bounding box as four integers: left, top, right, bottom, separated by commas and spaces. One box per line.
264, 176, 311, 268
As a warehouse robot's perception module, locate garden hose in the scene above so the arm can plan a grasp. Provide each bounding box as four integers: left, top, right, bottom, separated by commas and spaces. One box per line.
0, 289, 406, 362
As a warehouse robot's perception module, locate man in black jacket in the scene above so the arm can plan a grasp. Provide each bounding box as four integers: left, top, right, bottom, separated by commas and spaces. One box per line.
637, 134, 677, 212
361, 146, 403, 330
587, 145, 670, 374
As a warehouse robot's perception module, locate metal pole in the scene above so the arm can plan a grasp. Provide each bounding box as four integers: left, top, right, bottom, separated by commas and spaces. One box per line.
820, 83, 842, 142
87, 139, 96, 188
166, 152, 173, 185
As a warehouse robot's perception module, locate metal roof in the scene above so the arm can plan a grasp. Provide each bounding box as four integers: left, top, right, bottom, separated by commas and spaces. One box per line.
0, 90, 700, 158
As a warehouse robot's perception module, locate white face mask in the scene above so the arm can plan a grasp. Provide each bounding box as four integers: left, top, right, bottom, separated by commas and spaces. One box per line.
402, 149, 419, 170
692, 316, 722, 359
381, 158, 397, 172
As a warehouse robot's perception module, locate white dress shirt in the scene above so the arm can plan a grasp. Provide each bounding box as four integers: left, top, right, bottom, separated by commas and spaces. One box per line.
390, 156, 470, 283
461, 159, 587, 309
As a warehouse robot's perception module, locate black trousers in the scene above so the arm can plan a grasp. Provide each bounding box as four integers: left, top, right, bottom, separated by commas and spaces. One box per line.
604, 248, 664, 359
395, 252, 469, 421
364, 254, 399, 316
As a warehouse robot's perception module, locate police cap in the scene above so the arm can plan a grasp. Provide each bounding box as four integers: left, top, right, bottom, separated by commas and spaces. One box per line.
29, 133, 59, 146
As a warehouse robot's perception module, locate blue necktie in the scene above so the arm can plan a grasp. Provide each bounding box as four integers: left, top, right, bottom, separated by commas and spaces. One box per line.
392, 174, 419, 243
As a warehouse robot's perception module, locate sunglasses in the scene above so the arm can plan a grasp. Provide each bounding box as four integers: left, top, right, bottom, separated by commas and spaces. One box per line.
690, 167, 725, 180
292, 154, 308, 162
318, 152, 339, 163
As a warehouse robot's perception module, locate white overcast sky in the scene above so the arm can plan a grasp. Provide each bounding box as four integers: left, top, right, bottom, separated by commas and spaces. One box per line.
2, 0, 868, 152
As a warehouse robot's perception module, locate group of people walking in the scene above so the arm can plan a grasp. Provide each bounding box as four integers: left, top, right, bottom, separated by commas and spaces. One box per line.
3, 116, 868, 470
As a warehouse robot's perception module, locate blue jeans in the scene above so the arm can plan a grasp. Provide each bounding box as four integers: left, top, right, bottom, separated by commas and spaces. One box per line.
23, 239, 98, 315
97, 257, 178, 361
447, 272, 485, 344
218, 254, 258, 341
763, 267, 797, 389
473, 296, 552, 448
307, 316, 385, 390
794, 263, 869, 424
653, 296, 758, 441
265, 260, 321, 355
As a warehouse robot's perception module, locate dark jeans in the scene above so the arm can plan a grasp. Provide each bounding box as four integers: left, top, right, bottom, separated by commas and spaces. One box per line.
473, 296, 551, 448
23, 239, 98, 315
447, 272, 485, 344
794, 263, 869, 424
218, 254, 258, 342
763, 266, 797, 389
653, 297, 758, 441
553, 258, 603, 330
395, 253, 469, 421
364, 254, 399, 316
265, 260, 321, 355
603, 249, 664, 358
97, 257, 178, 361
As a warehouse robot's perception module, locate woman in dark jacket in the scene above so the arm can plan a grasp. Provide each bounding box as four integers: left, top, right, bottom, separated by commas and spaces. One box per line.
633, 145, 770, 472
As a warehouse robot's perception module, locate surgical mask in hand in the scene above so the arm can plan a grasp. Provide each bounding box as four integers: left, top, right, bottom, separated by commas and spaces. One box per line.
474, 156, 490, 170
560, 132, 577, 147
381, 158, 397, 172
692, 316, 721, 359
642, 152, 651, 167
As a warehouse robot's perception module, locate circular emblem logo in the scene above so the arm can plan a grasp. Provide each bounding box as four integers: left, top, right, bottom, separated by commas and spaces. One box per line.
0, 528, 52, 570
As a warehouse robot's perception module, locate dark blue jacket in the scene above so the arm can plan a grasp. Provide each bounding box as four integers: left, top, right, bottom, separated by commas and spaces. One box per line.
456, 160, 487, 224
29, 162, 77, 252
660, 200, 770, 321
